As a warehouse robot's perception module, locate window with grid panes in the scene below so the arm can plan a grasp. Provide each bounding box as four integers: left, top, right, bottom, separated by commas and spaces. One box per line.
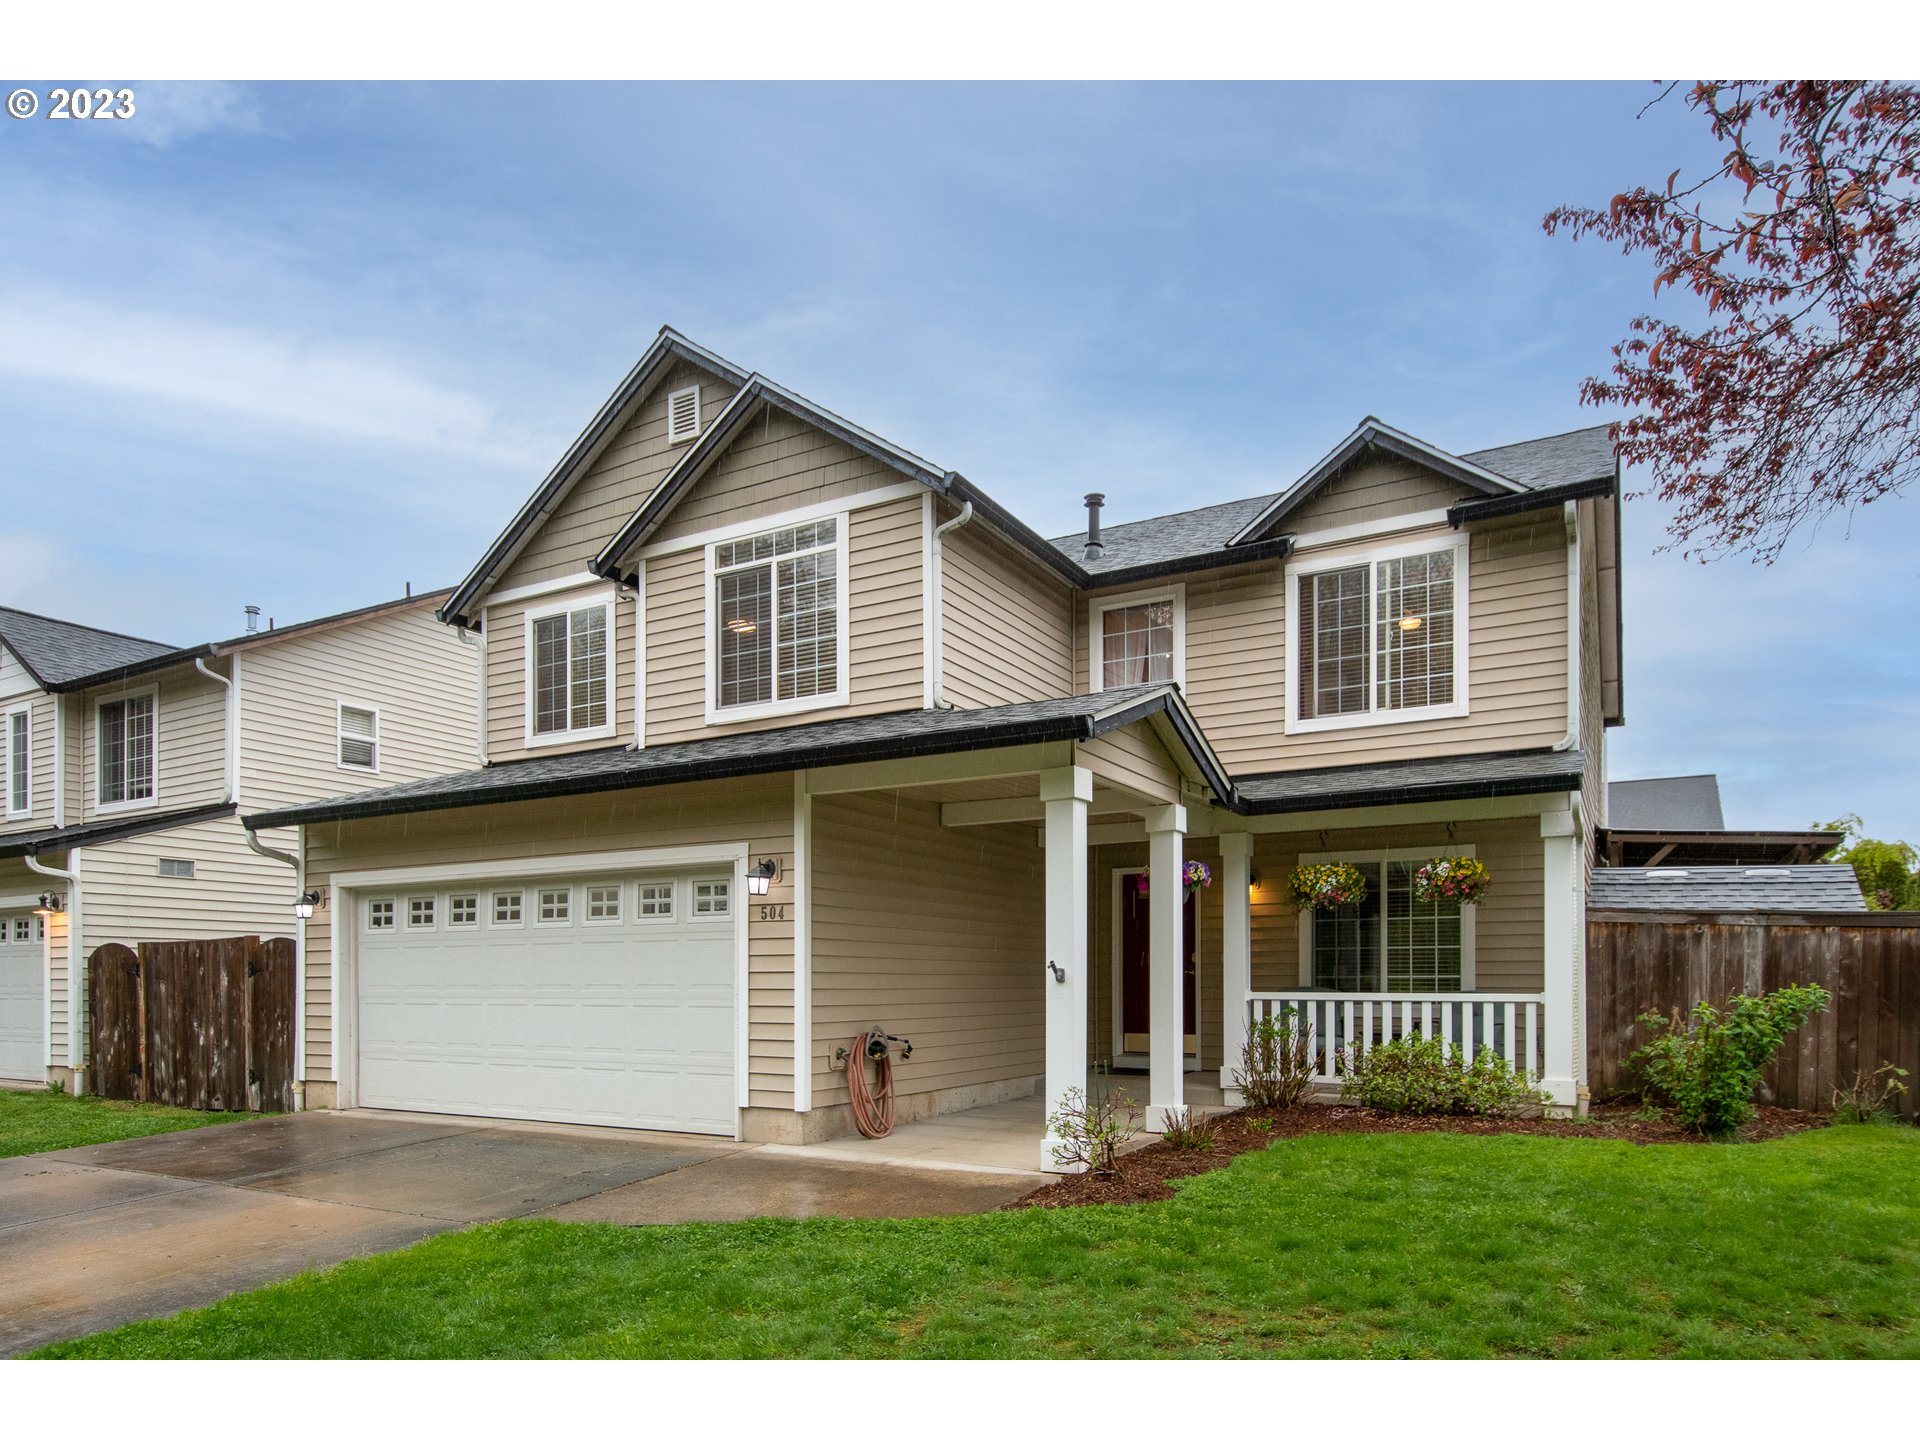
531, 603, 609, 736
1099, 600, 1176, 688
1297, 546, 1459, 723
713, 519, 839, 711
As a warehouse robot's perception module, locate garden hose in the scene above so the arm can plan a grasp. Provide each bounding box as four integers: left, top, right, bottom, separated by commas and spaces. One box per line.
848, 1030, 897, 1138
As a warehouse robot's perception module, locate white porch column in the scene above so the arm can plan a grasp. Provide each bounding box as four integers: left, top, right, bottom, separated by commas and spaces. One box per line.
1540, 809, 1581, 1111
1144, 803, 1187, 1131
1218, 831, 1253, 1100
1039, 766, 1092, 1173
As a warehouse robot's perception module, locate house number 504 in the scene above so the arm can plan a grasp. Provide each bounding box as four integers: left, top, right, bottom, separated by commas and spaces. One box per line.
757, 904, 787, 921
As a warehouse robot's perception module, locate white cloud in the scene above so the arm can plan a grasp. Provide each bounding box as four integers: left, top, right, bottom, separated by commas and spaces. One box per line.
0, 292, 541, 469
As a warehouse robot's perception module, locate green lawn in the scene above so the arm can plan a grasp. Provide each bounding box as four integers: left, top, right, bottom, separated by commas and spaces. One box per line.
0, 1087, 254, 1159
35, 1124, 1920, 1359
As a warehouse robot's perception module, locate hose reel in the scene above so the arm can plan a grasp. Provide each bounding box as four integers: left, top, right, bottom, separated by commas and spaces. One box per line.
844, 1027, 912, 1138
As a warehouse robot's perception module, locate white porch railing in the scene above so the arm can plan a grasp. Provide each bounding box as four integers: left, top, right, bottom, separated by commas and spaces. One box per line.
1249, 991, 1547, 1082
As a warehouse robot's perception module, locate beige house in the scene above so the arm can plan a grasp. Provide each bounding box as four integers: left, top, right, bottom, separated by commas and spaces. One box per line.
0, 594, 479, 1090
246, 328, 1623, 1171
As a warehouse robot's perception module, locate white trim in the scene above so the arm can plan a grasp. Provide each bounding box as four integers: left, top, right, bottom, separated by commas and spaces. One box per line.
703, 510, 851, 727
666, 383, 701, 444
229, 652, 243, 807
485, 570, 608, 609
792, 771, 813, 1112
631, 482, 922, 563
472, 622, 488, 766
52, 693, 65, 828
335, 700, 381, 774
732, 860, 750, 1114
1294, 845, 1478, 991
92, 684, 160, 814
295, 825, 308, 1086
488, 888, 527, 928
1108, 865, 1202, 1071
1286, 508, 1455, 552
633, 559, 647, 749
1088, 583, 1186, 694
521, 588, 618, 748
919, 491, 936, 710
3, 702, 30, 818
1284, 533, 1470, 736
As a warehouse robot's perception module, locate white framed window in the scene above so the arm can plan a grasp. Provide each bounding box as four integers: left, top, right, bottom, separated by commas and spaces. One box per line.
525, 594, 615, 746
707, 516, 848, 724
692, 879, 730, 918
536, 886, 572, 925
367, 898, 396, 931
1286, 536, 1469, 734
1089, 585, 1185, 693
636, 881, 675, 919
585, 884, 622, 923
490, 891, 524, 927
407, 896, 436, 929
666, 384, 702, 444
1295, 847, 1476, 993
4, 704, 29, 818
95, 687, 158, 811
157, 858, 195, 879
338, 703, 379, 771
448, 894, 479, 927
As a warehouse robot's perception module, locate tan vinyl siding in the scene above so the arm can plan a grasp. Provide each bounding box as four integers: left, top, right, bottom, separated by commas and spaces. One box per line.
939, 509, 1074, 708
483, 585, 636, 763
643, 496, 926, 746
78, 815, 297, 947
47, 908, 67, 1068
1078, 725, 1183, 805
0, 690, 58, 834
811, 789, 1044, 1102
79, 662, 230, 821
1283, 457, 1476, 535
299, 775, 794, 1103
496, 360, 739, 591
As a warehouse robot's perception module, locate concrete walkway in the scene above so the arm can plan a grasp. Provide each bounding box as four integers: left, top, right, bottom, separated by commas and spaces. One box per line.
0, 1109, 1044, 1355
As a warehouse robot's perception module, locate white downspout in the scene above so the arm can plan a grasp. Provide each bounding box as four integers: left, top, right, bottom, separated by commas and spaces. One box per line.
245, 828, 305, 1111
25, 851, 79, 1089
194, 657, 236, 804
1551, 499, 1581, 755
929, 500, 974, 710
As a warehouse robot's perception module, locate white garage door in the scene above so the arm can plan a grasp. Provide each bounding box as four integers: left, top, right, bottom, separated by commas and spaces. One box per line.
356, 870, 737, 1135
0, 911, 46, 1083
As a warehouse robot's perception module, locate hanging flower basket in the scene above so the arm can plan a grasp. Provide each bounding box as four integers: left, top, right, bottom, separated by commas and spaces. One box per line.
1136, 859, 1212, 899
1411, 855, 1492, 906
1287, 862, 1369, 911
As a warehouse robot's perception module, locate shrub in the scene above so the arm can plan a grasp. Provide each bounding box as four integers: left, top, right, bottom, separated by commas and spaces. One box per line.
1235, 1006, 1316, 1109
1628, 984, 1831, 1136
1244, 1116, 1274, 1135
1339, 1035, 1548, 1117
1046, 1085, 1141, 1175
1832, 1062, 1910, 1124
1159, 1106, 1213, 1152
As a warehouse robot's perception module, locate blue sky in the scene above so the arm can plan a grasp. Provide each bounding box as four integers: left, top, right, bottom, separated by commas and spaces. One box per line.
1, 81, 1912, 840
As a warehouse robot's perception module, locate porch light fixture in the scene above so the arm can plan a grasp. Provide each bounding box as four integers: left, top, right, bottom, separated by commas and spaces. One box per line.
35, 892, 64, 916
293, 889, 322, 920
746, 859, 779, 896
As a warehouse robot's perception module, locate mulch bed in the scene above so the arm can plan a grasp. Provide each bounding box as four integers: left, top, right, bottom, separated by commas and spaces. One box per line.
1007, 1100, 1828, 1210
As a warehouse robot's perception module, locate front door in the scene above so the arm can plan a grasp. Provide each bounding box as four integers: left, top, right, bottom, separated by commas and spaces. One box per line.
1117, 870, 1198, 1064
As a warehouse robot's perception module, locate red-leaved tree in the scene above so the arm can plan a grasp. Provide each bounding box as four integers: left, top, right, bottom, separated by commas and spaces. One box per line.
1545, 81, 1920, 561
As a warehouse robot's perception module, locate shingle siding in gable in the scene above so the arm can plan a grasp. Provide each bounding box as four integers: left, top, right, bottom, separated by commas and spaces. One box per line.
1282, 456, 1479, 536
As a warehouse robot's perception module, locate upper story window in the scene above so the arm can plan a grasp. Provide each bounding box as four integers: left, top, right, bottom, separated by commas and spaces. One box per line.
709, 517, 846, 722
1288, 538, 1467, 733
338, 703, 379, 771
97, 690, 157, 810
1090, 586, 1184, 692
666, 385, 701, 444
526, 596, 614, 744
4, 705, 28, 817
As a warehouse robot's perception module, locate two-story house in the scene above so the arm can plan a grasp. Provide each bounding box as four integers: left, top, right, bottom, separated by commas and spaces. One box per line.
245, 328, 1622, 1171
0, 593, 479, 1091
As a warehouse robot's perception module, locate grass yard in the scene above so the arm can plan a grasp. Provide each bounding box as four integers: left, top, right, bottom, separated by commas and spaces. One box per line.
0, 1087, 254, 1159
37, 1124, 1920, 1359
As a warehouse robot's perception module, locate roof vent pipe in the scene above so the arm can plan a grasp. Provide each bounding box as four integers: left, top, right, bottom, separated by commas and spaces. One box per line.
1083, 493, 1105, 561
244, 605, 260, 634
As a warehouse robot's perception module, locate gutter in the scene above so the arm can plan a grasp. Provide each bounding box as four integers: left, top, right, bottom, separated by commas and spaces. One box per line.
1447, 475, 1614, 527
928, 500, 975, 708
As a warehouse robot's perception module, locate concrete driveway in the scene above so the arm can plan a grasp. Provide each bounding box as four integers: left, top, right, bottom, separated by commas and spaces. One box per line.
0, 1110, 1041, 1355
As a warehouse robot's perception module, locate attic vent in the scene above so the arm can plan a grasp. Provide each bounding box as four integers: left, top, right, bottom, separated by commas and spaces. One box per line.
666, 385, 701, 444
157, 858, 195, 879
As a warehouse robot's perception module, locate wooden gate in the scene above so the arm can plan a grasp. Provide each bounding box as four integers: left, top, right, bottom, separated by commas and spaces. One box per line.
87, 936, 295, 1112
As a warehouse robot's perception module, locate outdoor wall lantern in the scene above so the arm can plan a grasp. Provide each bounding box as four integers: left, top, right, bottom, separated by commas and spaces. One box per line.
1248, 868, 1261, 894
293, 889, 322, 920
746, 858, 780, 896
35, 892, 64, 916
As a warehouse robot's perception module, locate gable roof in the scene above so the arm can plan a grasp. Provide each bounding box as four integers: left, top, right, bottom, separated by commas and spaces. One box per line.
1608, 774, 1727, 832
0, 607, 178, 691
1590, 864, 1867, 913
440, 327, 751, 627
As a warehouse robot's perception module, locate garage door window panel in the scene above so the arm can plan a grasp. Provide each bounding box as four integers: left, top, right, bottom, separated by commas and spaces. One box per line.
491, 891, 524, 927
448, 894, 479, 927
537, 886, 572, 925
367, 898, 396, 931
407, 896, 436, 930
586, 884, 623, 924
692, 879, 731, 918
636, 881, 675, 920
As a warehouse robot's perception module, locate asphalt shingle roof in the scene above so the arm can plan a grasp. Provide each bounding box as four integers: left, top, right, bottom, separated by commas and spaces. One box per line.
0, 607, 178, 690
1607, 774, 1727, 831
1590, 864, 1867, 913
1458, 426, 1615, 491
1234, 748, 1586, 814
0, 802, 237, 860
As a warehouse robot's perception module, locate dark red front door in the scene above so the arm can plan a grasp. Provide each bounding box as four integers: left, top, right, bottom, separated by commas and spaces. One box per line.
1119, 874, 1197, 1055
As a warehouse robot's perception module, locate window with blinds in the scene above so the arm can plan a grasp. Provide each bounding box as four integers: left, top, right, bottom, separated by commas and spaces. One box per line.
97, 691, 156, 807
5, 706, 28, 816
1295, 543, 1462, 726
712, 518, 841, 715
530, 600, 611, 738
338, 703, 378, 769
1311, 858, 1464, 993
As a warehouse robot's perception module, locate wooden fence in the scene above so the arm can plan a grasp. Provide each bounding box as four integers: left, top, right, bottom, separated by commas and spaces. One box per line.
88, 936, 296, 1112
1587, 910, 1920, 1119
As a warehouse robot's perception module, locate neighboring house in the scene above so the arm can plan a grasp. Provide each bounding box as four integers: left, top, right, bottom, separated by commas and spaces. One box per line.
1590, 865, 1867, 913
1601, 773, 1843, 867
0, 594, 479, 1090
243, 326, 1625, 1171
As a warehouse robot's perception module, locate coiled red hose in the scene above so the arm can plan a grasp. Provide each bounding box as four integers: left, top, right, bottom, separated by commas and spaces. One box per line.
848, 1031, 896, 1138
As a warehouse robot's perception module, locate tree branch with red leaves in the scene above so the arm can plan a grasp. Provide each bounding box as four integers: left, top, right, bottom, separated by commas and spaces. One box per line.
1546, 81, 1920, 561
